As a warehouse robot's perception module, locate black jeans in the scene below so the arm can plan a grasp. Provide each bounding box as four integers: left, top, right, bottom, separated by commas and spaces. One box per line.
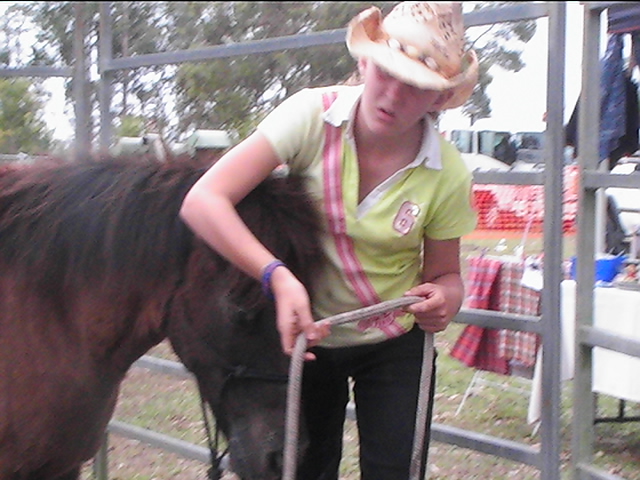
297, 325, 436, 480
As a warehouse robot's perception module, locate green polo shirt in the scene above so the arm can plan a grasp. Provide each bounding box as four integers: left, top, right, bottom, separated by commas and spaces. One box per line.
258, 85, 477, 347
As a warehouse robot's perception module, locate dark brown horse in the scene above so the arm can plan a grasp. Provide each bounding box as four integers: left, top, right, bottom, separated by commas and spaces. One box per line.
0, 154, 323, 480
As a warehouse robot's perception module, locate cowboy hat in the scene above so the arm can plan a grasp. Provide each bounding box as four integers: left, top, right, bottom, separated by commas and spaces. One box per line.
346, 2, 478, 110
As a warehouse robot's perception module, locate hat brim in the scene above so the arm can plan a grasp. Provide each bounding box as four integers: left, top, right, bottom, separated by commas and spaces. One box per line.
346, 7, 478, 110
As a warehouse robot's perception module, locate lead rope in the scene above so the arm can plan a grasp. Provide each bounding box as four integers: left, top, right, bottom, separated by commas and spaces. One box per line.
409, 330, 434, 480
282, 296, 434, 480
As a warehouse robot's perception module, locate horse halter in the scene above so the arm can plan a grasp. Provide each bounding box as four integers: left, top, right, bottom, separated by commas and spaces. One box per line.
198, 343, 289, 480
199, 362, 290, 480
163, 278, 289, 479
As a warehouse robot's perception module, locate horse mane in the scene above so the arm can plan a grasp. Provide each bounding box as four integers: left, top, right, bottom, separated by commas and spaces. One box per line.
199, 168, 324, 310
0, 155, 203, 292
0, 153, 322, 302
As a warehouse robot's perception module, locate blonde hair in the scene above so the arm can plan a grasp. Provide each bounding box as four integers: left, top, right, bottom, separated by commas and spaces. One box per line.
342, 70, 363, 86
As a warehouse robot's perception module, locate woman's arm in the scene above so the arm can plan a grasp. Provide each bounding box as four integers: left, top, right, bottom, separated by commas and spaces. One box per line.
180, 131, 328, 356
180, 132, 282, 278
404, 237, 465, 333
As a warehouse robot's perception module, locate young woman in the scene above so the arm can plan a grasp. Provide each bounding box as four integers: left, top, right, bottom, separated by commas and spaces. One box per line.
180, 2, 479, 478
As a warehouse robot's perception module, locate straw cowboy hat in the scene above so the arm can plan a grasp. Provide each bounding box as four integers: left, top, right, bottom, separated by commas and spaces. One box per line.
346, 2, 478, 110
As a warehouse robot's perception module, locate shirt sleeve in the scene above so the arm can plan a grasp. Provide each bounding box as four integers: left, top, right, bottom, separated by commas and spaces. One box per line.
256, 88, 325, 172
423, 140, 478, 240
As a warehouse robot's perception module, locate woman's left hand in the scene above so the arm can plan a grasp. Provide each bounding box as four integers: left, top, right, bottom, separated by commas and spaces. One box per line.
404, 282, 453, 333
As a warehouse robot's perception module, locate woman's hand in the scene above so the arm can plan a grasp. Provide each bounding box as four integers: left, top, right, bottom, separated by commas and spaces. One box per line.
271, 267, 331, 359
403, 282, 451, 333
404, 271, 465, 333
407, 237, 466, 333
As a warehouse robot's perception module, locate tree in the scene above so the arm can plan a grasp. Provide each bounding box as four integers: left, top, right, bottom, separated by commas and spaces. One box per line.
169, 1, 535, 137
115, 114, 147, 137
14, 2, 536, 143
0, 78, 53, 154
463, 2, 537, 122
16, 1, 174, 142
168, 2, 396, 138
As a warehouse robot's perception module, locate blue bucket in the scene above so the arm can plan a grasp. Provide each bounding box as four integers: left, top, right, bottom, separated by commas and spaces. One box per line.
570, 254, 626, 283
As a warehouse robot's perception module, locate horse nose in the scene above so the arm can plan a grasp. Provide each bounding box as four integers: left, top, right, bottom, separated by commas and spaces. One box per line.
229, 452, 280, 480
227, 432, 288, 480
227, 414, 309, 479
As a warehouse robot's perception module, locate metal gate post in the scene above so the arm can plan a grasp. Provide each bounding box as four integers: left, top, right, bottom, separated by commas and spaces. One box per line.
72, 2, 91, 159
98, 2, 114, 153
92, 432, 109, 480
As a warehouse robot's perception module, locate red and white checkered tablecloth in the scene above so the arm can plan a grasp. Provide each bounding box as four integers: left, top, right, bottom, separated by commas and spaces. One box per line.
450, 256, 541, 375
495, 261, 540, 367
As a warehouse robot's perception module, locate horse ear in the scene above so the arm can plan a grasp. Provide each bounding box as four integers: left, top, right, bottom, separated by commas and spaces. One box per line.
145, 135, 167, 162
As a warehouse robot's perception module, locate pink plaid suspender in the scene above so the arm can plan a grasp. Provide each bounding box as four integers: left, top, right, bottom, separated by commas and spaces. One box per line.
321, 92, 404, 337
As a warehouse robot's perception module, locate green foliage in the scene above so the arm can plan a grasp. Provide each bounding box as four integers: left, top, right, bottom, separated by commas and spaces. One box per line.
12, 1, 536, 142
17, 1, 174, 140
464, 2, 537, 121
168, 2, 396, 136
19, 2, 76, 67
167, 1, 535, 137
116, 114, 146, 137
0, 78, 52, 154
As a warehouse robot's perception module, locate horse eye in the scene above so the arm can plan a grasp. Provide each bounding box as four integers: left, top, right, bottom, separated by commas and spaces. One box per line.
232, 309, 259, 330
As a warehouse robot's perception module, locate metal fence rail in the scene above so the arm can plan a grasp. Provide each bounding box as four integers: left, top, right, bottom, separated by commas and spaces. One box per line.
93, 355, 222, 480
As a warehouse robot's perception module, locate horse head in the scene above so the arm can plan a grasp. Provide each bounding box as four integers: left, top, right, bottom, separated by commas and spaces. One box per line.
168, 173, 324, 480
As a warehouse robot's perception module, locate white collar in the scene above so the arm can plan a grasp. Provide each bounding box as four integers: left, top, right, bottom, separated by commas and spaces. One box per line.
322, 85, 442, 170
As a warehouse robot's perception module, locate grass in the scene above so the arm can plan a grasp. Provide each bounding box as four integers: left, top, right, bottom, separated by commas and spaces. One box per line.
80, 231, 640, 480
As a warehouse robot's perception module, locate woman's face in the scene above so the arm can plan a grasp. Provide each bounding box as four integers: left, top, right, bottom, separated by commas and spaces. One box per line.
358, 58, 451, 136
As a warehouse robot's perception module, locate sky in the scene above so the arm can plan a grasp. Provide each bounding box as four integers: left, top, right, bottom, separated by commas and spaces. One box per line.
12, 3, 606, 142
43, 78, 71, 141
440, 2, 591, 134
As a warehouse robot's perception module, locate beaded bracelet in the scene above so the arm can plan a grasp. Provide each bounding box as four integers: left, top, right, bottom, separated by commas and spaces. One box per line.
261, 259, 287, 299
